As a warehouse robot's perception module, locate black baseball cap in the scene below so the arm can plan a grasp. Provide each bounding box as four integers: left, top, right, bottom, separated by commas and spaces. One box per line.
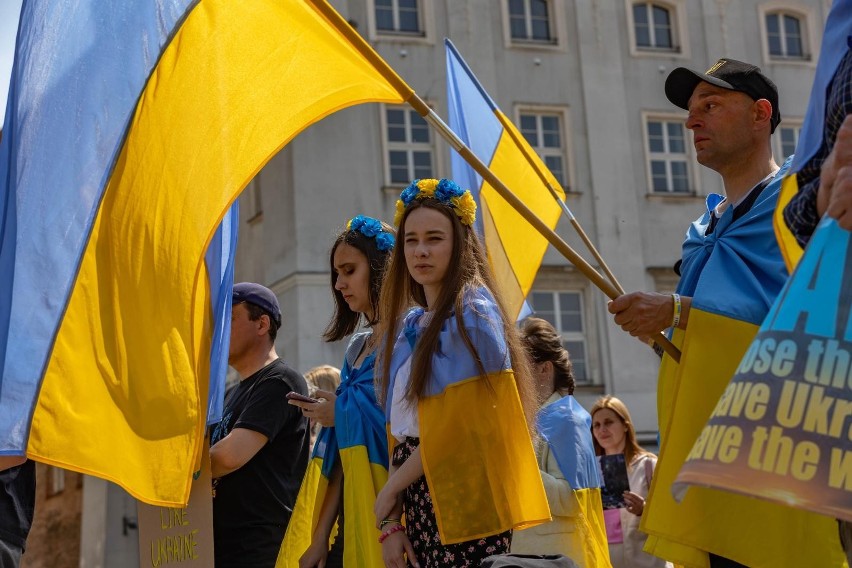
232, 282, 281, 327
665, 58, 781, 132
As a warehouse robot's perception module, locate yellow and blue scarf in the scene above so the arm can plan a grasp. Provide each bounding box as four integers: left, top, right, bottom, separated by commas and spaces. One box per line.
278, 334, 387, 567
385, 286, 550, 545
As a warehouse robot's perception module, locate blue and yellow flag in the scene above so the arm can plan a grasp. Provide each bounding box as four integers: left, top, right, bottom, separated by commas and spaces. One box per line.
278, 340, 387, 567
641, 159, 844, 567
445, 40, 565, 320
537, 395, 610, 568
385, 287, 550, 544
0, 0, 405, 506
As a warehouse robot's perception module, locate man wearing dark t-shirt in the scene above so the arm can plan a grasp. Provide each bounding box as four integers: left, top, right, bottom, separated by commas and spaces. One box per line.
0, 456, 34, 568
210, 282, 309, 567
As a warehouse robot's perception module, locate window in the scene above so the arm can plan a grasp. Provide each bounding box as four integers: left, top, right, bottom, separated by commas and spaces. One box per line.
384, 106, 434, 185
765, 11, 804, 59
375, 0, 422, 35
773, 124, 801, 161
633, 3, 673, 50
508, 0, 554, 43
244, 178, 263, 225
530, 291, 589, 383
47, 466, 65, 497
519, 111, 570, 189
645, 118, 691, 193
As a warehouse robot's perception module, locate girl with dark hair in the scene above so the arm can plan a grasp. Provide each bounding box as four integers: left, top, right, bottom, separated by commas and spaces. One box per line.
373, 178, 549, 568
590, 396, 671, 568
512, 318, 610, 567
279, 215, 395, 568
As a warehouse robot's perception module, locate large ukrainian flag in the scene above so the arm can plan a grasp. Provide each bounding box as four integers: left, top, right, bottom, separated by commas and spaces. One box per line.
385, 287, 551, 544
277, 348, 387, 567
774, 0, 852, 271
537, 395, 610, 568
0, 0, 405, 506
641, 159, 844, 567
445, 40, 565, 320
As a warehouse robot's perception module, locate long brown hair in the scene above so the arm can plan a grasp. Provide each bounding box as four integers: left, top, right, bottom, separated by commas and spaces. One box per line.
590, 395, 651, 467
376, 197, 537, 429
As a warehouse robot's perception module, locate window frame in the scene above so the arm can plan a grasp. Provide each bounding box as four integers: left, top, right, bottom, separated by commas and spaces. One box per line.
501, 0, 567, 52
514, 105, 575, 192
529, 289, 594, 385
366, 0, 435, 44
528, 267, 602, 386
626, 0, 690, 59
380, 103, 440, 189
641, 112, 696, 196
757, 3, 816, 66
773, 120, 802, 163
47, 466, 65, 498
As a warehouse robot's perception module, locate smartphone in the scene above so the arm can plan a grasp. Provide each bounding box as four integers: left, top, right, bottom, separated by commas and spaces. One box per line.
286, 391, 320, 404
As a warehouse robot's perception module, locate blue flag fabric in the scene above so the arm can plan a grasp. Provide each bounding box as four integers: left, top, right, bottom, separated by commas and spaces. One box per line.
537, 394, 601, 491
204, 202, 238, 425
313, 347, 387, 477
678, 156, 793, 325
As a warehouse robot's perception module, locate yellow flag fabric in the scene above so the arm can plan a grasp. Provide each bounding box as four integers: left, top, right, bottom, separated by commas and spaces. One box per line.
480, 113, 565, 320
420, 371, 552, 543
277, 458, 331, 566
572, 489, 611, 568
773, 176, 806, 272
642, 310, 845, 568
26, 0, 405, 506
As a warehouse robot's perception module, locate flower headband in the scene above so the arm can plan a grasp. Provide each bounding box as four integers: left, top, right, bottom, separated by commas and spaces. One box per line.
394, 178, 477, 227
346, 215, 395, 251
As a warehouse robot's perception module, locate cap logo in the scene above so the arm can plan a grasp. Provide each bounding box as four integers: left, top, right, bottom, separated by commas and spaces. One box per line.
705, 60, 726, 75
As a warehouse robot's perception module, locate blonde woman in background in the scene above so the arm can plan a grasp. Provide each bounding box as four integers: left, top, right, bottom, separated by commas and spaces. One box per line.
590, 396, 671, 568
302, 365, 341, 448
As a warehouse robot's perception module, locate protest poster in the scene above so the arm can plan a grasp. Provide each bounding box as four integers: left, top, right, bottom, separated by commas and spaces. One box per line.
674, 218, 852, 522
137, 439, 214, 566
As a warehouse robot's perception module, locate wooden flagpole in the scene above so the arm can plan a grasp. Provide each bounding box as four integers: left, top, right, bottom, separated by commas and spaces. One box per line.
492, 113, 626, 295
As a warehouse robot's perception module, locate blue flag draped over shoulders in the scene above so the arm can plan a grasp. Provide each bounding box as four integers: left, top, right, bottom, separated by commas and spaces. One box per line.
384, 286, 550, 544
278, 331, 388, 567
537, 394, 601, 491
678, 156, 793, 325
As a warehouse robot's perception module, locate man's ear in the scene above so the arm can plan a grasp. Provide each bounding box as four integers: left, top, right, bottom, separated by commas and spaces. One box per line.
256, 313, 271, 336
753, 98, 773, 130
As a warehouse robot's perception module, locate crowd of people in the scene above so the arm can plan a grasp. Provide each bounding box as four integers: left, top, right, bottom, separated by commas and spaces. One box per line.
2, 31, 849, 568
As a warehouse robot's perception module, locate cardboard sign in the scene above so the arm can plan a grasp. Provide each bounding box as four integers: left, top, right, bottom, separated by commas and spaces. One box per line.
674, 219, 852, 522
138, 439, 214, 566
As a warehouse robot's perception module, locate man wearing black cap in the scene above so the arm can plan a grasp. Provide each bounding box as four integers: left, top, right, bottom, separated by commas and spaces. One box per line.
609, 57, 784, 347
608, 59, 844, 568
210, 282, 310, 567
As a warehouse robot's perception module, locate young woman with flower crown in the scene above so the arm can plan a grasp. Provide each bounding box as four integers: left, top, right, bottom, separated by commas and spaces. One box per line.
373, 179, 550, 568
278, 215, 395, 568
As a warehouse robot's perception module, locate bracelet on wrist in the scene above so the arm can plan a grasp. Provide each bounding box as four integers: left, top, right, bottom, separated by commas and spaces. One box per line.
380, 518, 402, 528
378, 523, 405, 544
671, 293, 682, 329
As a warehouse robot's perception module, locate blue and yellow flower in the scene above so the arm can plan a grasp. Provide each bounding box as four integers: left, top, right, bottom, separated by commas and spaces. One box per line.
394, 178, 477, 227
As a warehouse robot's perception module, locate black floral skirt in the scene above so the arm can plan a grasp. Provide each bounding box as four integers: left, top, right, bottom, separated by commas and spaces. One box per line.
392, 436, 511, 567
